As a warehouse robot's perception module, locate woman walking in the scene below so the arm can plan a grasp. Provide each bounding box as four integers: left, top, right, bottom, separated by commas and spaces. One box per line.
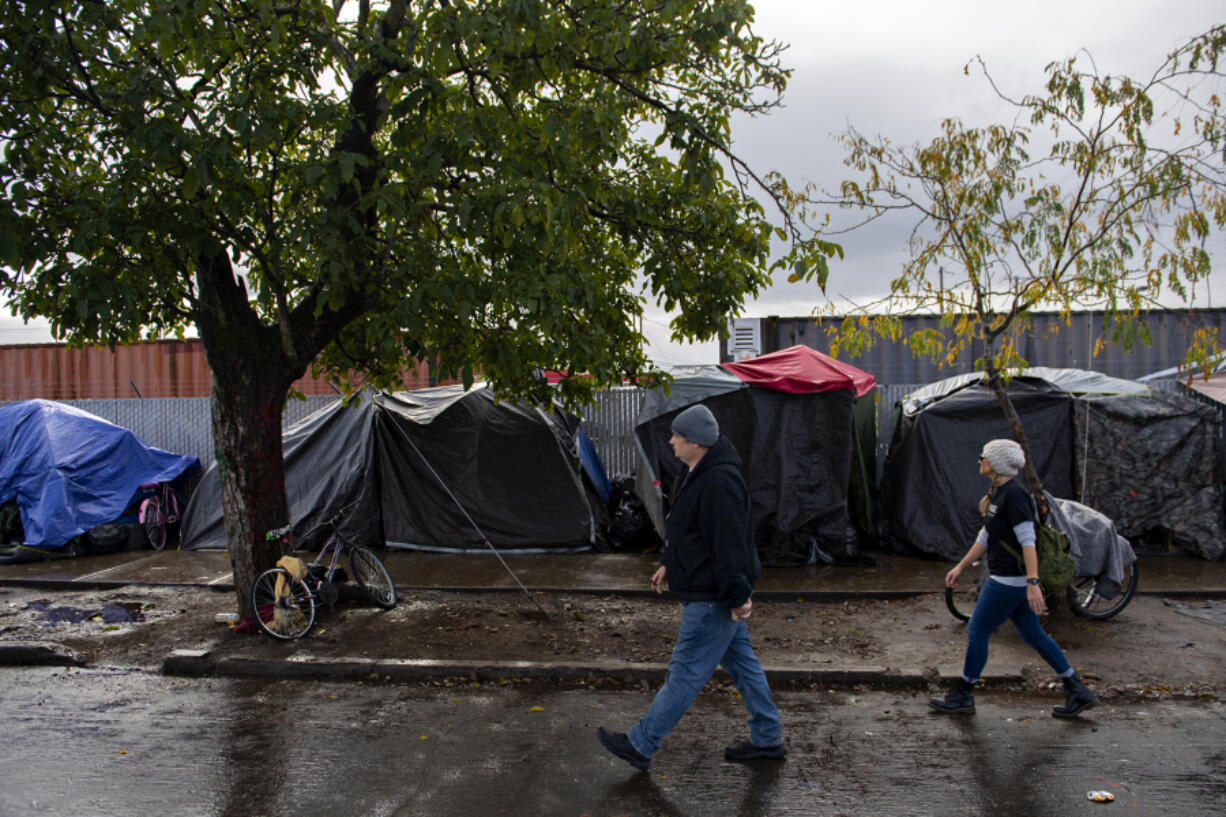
930, 439, 1096, 718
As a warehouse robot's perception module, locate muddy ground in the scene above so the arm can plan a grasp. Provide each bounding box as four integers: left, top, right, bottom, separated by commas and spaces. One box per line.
2, 582, 1224, 702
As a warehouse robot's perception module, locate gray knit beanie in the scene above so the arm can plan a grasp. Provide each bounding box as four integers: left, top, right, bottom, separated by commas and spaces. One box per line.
981, 439, 1026, 476
671, 404, 719, 447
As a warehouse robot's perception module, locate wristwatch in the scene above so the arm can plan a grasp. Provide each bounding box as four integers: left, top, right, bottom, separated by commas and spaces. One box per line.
1027, 577, 1041, 586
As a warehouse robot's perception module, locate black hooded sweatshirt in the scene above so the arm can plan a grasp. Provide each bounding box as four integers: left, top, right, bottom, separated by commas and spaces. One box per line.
662, 436, 760, 609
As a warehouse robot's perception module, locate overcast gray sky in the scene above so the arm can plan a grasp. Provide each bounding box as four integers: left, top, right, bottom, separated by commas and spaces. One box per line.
641, 0, 1226, 365
3, 1, 1224, 365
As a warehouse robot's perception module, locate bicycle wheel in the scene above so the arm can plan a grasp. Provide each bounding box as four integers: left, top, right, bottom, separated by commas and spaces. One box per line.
250, 568, 316, 639
945, 564, 986, 622
1066, 560, 1139, 619
141, 498, 166, 550
349, 546, 397, 609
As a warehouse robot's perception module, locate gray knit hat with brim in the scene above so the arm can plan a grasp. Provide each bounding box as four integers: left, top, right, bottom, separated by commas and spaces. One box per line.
981, 439, 1026, 476
672, 404, 719, 447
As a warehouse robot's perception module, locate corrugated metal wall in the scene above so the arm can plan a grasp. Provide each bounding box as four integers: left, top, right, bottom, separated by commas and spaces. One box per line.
575, 387, 644, 478
744, 309, 1226, 384
29, 395, 344, 467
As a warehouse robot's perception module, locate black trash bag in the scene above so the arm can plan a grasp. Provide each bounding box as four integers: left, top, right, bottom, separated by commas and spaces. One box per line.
1, 501, 23, 546
606, 477, 661, 552
83, 523, 130, 555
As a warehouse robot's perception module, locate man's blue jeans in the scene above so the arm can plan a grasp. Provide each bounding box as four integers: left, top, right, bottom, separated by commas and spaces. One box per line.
963, 577, 1072, 682
627, 600, 782, 758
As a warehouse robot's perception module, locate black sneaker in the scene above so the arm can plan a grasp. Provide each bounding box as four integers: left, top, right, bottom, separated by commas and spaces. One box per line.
596, 727, 650, 771
724, 740, 787, 761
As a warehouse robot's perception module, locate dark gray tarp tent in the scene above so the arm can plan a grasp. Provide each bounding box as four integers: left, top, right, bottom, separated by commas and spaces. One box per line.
181, 386, 607, 553
634, 346, 877, 566
882, 368, 1224, 561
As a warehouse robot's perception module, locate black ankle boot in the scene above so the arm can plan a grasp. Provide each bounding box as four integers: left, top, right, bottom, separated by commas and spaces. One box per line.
1052, 672, 1096, 719
929, 678, 975, 713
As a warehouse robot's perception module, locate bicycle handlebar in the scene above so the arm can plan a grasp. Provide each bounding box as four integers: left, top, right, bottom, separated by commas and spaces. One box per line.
263, 500, 360, 544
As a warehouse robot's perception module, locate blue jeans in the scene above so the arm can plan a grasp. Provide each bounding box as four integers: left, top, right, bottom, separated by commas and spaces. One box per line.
627, 600, 782, 758
963, 578, 1072, 682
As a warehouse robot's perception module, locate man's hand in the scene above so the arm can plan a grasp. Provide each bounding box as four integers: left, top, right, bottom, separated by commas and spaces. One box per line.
732, 599, 753, 621
650, 565, 668, 595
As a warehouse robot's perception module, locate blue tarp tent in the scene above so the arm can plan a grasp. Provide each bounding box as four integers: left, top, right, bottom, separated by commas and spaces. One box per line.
0, 399, 200, 548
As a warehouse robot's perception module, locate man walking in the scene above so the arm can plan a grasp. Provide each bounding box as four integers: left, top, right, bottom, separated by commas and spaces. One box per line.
597, 403, 784, 771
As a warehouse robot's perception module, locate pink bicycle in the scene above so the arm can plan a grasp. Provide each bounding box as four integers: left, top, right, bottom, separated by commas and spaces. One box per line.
139, 482, 181, 550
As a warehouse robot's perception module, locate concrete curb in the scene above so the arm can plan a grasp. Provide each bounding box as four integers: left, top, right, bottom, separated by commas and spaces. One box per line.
161, 648, 1026, 688
0, 640, 85, 667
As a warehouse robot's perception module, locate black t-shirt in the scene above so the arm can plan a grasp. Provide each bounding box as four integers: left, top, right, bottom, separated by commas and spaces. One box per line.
983, 478, 1036, 577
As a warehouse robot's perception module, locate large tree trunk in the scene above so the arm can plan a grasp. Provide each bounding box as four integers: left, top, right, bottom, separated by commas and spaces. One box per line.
209, 374, 292, 615
194, 253, 301, 615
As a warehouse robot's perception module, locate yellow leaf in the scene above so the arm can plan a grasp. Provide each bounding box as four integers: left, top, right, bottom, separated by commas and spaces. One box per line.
419, 735, 428, 741
529, 706, 544, 713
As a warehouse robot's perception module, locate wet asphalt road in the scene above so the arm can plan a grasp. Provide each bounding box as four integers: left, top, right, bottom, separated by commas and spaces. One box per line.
2, 667, 1224, 817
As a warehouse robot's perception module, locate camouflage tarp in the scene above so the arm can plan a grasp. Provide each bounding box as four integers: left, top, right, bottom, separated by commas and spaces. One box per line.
1074, 392, 1225, 560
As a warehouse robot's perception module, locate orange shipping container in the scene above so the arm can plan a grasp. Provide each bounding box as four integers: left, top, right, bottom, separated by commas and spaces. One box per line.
0, 339, 446, 401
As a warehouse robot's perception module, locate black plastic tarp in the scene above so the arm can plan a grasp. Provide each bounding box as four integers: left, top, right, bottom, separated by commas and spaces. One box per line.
636, 383, 857, 566
181, 387, 606, 553
880, 378, 1075, 560
374, 388, 606, 551
181, 396, 382, 553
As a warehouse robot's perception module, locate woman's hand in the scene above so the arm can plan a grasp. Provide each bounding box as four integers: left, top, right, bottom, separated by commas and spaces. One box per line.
944, 565, 963, 589
650, 565, 668, 595
1027, 582, 1047, 615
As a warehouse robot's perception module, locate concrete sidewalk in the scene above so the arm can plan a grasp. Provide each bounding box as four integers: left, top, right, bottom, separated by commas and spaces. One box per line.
1, 546, 1225, 597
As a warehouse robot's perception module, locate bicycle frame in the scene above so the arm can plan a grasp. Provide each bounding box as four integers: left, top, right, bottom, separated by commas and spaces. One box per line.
139, 482, 181, 549
303, 533, 348, 586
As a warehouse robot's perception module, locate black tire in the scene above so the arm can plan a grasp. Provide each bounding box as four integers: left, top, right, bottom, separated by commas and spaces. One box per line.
250, 567, 316, 639
1066, 560, 1139, 619
142, 498, 165, 550
349, 546, 397, 609
945, 568, 985, 622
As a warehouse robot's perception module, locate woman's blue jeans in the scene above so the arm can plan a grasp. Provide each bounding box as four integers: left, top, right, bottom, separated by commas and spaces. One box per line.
627, 600, 782, 758
963, 578, 1072, 682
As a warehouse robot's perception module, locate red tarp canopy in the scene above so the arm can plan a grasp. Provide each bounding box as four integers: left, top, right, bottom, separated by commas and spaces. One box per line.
720, 345, 876, 397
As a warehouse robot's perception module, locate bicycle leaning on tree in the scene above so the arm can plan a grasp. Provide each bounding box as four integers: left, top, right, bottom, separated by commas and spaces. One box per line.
250, 508, 398, 640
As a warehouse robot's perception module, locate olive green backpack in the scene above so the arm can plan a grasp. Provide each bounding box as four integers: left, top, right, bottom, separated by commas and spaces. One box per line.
1000, 498, 1077, 596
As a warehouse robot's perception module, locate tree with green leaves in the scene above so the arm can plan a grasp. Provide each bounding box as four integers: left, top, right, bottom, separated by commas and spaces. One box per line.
817, 25, 1224, 504
0, 0, 838, 612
